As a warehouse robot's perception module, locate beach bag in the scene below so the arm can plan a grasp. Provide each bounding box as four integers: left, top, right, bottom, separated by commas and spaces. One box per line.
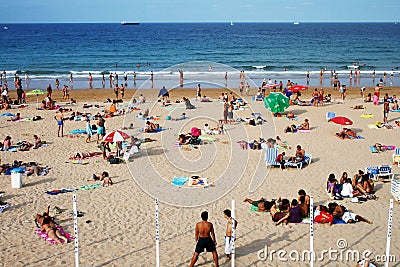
108, 157, 120, 164
32, 116, 42, 121
191, 127, 201, 137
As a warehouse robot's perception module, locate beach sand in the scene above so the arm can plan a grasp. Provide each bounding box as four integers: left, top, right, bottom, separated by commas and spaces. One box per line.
1, 86, 400, 266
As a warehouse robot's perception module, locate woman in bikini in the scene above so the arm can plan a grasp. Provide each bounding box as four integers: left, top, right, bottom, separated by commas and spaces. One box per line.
35, 206, 68, 244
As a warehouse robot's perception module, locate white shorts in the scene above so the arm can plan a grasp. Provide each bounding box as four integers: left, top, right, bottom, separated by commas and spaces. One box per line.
342, 212, 356, 223
224, 236, 235, 255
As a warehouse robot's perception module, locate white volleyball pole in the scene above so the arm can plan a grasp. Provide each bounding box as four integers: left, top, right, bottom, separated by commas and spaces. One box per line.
309, 196, 314, 267
231, 199, 235, 267
385, 199, 394, 267
155, 198, 160, 267
72, 193, 79, 267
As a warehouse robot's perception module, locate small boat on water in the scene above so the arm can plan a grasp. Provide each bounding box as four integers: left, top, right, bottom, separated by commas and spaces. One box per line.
230, 21, 234, 26
293, 21, 300, 25
3, 26, 8, 30
121, 21, 140, 25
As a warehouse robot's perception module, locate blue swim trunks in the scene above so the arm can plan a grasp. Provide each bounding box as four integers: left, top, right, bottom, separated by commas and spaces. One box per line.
97, 126, 105, 135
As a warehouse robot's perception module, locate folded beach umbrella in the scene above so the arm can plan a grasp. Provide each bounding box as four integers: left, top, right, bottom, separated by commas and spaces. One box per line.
264, 92, 289, 113
287, 85, 308, 93
330, 116, 353, 126
26, 89, 46, 109
103, 130, 130, 143
158, 86, 169, 98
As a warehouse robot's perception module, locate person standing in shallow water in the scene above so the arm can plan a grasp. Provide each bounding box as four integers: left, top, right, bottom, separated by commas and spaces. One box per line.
189, 211, 219, 267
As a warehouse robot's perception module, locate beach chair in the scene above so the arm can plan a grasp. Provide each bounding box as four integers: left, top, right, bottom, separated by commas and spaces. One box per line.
265, 147, 280, 168
285, 153, 312, 169
326, 112, 336, 121
376, 165, 394, 180
392, 148, 400, 166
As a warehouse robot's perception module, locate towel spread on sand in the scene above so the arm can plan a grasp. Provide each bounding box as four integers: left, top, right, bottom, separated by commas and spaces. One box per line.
35, 225, 74, 244
171, 176, 188, 187
360, 113, 374, 118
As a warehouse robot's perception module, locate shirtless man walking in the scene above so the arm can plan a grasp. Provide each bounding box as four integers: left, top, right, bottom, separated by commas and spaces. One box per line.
189, 211, 219, 267
223, 209, 238, 260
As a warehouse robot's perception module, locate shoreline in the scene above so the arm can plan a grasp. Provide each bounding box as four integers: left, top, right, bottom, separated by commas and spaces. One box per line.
7, 86, 400, 103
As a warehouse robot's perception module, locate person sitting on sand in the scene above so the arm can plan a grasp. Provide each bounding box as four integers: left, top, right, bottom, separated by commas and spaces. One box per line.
284, 124, 297, 133
101, 172, 113, 187
19, 141, 33, 151
178, 134, 190, 145
352, 105, 365, 110
243, 197, 275, 212
2, 136, 12, 151
183, 97, 195, 109
35, 205, 68, 244
201, 95, 211, 102
270, 198, 290, 222
323, 93, 332, 103
99, 141, 110, 160
364, 93, 372, 103
25, 162, 43, 176
327, 173, 339, 198
138, 94, 146, 104
340, 178, 354, 198
297, 119, 310, 130
392, 100, 399, 110
275, 199, 302, 226
298, 195, 309, 218
145, 121, 157, 133
33, 135, 42, 149
291, 145, 305, 163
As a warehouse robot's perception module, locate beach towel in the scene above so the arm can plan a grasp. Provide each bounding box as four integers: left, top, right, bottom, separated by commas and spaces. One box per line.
360, 113, 374, 118
0, 112, 15, 117
369, 146, 378, 153
171, 176, 188, 187
285, 116, 298, 121
79, 183, 102, 190
45, 188, 77, 195
390, 109, 400, 112
199, 135, 218, 142
69, 129, 87, 135
297, 129, 311, 133
368, 124, 379, 129
69, 152, 102, 160
349, 134, 365, 140
71, 160, 89, 165
35, 225, 74, 244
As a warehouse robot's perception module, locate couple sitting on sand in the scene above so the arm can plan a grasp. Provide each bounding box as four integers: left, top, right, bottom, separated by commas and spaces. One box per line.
87, 171, 113, 186
336, 128, 357, 139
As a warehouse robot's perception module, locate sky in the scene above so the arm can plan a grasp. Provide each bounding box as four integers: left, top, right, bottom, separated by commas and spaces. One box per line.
1, 0, 399, 23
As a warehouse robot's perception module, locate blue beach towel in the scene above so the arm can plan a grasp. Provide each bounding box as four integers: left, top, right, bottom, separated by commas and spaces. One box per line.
69, 129, 87, 134
171, 176, 188, 187
0, 113, 15, 117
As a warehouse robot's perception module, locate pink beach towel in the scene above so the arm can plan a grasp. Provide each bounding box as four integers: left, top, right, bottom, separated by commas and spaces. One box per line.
35, 225, 74, 244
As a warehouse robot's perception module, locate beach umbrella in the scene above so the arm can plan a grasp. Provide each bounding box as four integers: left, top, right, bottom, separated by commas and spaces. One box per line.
102, 130, 130, 143
330, 116, 353, 126
287, 85, 308, 93
103, 130, 131, 157
263, 92, 289, 113
26, 89, 46, 109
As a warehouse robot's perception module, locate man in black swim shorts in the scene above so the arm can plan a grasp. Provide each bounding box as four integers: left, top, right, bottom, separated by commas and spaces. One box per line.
189, 211, 219, 267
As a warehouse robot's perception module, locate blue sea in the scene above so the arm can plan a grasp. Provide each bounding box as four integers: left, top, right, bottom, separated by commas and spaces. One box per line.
1, 23, 399, 89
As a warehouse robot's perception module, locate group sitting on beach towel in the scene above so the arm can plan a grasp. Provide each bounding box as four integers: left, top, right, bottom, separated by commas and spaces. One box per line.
326, 171, 376, 201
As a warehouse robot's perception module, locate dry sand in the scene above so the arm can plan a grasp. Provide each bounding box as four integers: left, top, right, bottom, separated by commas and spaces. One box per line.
1, 86, 400, 267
